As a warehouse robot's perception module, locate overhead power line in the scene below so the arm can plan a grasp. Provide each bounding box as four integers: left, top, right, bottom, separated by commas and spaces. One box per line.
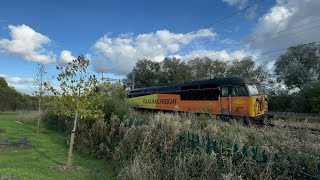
207, 40, 320, 62
138, 0, 267, 59
131, 23, 320, 66
127, 0, 320, 71
193, 20, 320, 56
242, 19, 320, 46
124, 0, 269, 70
202, 25, 320, 60
259, 40, 320, 55
254, 25, 320, 46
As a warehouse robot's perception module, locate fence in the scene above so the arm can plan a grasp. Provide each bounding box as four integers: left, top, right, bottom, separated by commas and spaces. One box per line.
124, 118, 320, 178
179, 131, 320, 179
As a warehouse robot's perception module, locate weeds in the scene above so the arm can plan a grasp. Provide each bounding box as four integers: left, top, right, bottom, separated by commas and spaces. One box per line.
43, 108, 320, 179
16, 111, 38, 125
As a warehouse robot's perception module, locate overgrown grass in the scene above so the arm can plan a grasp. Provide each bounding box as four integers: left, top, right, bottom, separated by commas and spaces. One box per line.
41, 105, 320, 179
15, 111, 39, 125
110, 113, 320, 179
0, 114, 115, 179
73, 113, 320, 179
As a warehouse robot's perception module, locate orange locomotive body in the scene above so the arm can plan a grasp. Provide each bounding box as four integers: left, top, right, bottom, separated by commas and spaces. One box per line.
127, 77, 268, 121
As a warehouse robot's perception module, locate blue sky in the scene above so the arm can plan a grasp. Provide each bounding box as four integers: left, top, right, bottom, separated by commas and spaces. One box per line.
0, 0, 319, 93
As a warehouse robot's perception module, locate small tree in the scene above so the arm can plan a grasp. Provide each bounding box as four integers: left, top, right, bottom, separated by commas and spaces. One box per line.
34, 63, 46, 133
46, 55, 101, 167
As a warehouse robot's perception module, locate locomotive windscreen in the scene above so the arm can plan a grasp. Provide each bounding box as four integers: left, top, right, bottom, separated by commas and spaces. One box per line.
247, 84, 259, 95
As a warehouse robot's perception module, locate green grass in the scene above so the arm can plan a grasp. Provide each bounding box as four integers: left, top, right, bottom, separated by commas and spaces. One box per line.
0, 114, 115, 180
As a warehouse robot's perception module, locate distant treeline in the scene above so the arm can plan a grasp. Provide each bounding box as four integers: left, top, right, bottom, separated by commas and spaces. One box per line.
0, 77, 37, 111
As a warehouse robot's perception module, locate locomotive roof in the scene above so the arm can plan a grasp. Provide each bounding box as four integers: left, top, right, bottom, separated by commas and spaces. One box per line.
128, 77, 258, 94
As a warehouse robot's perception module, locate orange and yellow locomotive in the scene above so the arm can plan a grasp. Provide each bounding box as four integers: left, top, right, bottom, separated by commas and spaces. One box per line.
126, 77, 268, 123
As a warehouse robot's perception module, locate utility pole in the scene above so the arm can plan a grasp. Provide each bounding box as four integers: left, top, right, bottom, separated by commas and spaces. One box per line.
132, 68, 136, 89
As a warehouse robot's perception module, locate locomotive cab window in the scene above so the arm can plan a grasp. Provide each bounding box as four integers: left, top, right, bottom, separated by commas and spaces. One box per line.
247, 84, 259, 95
221, 87, 229, 96
231, 86, 248, 96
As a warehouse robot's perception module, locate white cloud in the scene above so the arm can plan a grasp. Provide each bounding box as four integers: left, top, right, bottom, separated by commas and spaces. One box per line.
0, 24, 56, 64
222, 0, 248, 9
92, 29, 216, 75
11, 84, 34, 94
176, 49, 251, 61
249, 0, 320, 51
0, 74, 35, 94
59, 50, 76, 64
0, 74, 34, 84
85, 53, 92, 60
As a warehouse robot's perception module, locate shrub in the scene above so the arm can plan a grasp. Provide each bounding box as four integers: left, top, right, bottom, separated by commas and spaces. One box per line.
42, 109, 73, 133
101, 95, 132, 122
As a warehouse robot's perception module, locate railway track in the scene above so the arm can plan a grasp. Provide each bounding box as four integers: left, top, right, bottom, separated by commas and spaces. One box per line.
266, 112, 320, 135
134, 109, 320, 135
267, 111, 320, 119
261, 119, 320, 135
278, 125, 320, 135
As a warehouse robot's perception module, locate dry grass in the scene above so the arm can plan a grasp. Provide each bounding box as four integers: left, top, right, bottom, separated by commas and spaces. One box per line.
71, 110, 320, 179
15, 111, 39, 124
106, 113, 320, 179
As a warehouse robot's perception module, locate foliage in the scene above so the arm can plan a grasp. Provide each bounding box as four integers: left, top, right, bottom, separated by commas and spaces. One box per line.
0, 79, 37, 111
46, 56, 100, 119
45, 55, 101, 167
274, 42, 320, 89
127, 56, 269, 89
306, 83, 320, 113
127, 59, 163, 88
34, 63, 46, 133
95, 81, 133, 121
269, 83, 320, 113
226, 57, 269, 83
161, 57, 192, 84
188, 57, 227, 80
42, 109, 74, 133
0, 77, 8, 88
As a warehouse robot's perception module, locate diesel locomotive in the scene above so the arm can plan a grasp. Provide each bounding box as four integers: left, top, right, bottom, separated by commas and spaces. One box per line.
126, 77, 268, 123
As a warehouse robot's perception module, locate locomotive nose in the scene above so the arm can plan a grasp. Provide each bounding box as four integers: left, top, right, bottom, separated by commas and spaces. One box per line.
254, 96, 268, 115
263, 96, 268, 111
259, 96, 268, 114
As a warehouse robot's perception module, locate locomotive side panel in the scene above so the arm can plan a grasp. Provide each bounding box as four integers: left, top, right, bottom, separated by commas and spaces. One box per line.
129, 93, 222, 114
230, 96, 250, 116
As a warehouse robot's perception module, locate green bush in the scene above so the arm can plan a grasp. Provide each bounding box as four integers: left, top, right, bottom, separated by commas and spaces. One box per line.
42, 109, 73, 133
101, 95, 132, 121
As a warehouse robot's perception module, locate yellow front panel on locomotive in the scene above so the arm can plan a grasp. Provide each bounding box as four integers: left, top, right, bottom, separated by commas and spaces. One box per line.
249, 96, 268, 117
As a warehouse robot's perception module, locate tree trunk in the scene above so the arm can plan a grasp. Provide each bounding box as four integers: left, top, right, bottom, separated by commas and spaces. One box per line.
67, 110, 78, 167
37, 95, 41, 133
